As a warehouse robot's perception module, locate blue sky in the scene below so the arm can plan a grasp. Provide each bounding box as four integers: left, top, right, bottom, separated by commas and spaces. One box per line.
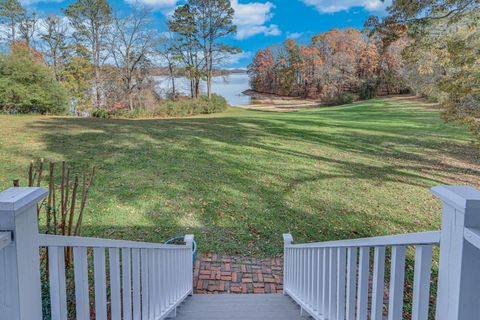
24, 0, 390, 68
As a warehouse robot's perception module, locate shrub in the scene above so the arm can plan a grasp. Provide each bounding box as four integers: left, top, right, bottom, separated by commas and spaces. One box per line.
359, 78, 380, 100
330, 92, 355, 105
91, 108, 113, 118
0, 48, 69, 114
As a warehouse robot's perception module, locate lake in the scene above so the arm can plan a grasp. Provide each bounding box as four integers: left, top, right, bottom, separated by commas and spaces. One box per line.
154, 73, 251, 106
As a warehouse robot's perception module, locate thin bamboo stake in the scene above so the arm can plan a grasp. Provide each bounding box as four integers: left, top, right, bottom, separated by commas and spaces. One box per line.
46, 162, 54, 234
74, 166, 96, 236
68, 176, 79, 237
37, 158, 44, 187
62, 168, 70, 236
28, 160, 34, 187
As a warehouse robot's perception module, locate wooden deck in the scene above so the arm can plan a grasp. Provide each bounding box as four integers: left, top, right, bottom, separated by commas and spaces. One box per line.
171, 294, 311, 319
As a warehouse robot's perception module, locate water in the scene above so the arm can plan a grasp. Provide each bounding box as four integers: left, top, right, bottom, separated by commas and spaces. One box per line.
154, 73, 251, 106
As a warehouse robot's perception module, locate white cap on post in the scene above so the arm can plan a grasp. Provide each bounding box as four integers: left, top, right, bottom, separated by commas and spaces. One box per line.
283, 233, 293, 245
432, 185, 480, 320
0, 187, 48, 320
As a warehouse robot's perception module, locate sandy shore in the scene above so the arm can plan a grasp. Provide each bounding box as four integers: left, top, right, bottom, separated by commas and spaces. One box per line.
238, 90, 322, 112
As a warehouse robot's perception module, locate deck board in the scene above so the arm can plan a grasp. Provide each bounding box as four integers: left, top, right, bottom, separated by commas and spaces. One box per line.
171, 294, 311, 319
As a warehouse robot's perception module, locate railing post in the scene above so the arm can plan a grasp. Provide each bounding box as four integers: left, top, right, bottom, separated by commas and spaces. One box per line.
283, 233, 293, 295
184, 234, 194, 295
432, 185, 480, 320
0, 187, 48, 320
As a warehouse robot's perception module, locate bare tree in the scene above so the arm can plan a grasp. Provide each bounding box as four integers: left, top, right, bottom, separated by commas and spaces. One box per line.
109, 6, 157, 110
156, 33, 179, 100
18, 11, 38, 48
40, 15, 69, 81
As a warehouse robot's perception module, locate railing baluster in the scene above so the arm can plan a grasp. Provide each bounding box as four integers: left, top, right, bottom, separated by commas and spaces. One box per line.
132, 248, 141, 320
155, 249, 161, 317
329, 248, 338, 320
93, 247, 107, 320
140, 249, 149, 320
122, 248, 133, 320
73, 247, 90, 320
317, 248, 324, 315
346, 247, 357, 320
357, 247, 370, 320
148, 249, 156, 319
109, 248, 122, 320
311, 248, 317, 312
322, 248, 330, 317
388, 246, 406, 320
412, 245, 433, 320
48, 246, 67, 320
337, 247, 347, 320
371, 246, 386, 320
306, 249, 313, 307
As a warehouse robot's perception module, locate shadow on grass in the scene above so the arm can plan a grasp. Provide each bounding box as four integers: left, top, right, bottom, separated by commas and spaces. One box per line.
23, 98, 479, 256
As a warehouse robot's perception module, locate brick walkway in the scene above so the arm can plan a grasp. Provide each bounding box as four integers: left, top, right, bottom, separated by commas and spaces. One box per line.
193, 254, 283, 294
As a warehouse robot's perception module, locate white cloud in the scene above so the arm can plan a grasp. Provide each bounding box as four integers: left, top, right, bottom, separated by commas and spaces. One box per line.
231, 0, 281, 40
301, 0, 389, 13
125, 0, 177, 10
286, 32, 304, 39
219, 51, 253, 66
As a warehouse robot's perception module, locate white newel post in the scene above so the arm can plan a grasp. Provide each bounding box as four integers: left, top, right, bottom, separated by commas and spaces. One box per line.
0, 187, 48, 320
283, 233, 293, 295
184, 234, 195, 294
433, 185, 480, 320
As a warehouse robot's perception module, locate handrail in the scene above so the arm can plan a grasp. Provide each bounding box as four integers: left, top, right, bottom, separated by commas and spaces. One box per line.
38, 234, 190, 249
0, 232, 12, 250
285, 231, 440, 249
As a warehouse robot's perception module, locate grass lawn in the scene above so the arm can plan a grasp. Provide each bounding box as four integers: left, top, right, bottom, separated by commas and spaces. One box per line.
0, 96, 478, 257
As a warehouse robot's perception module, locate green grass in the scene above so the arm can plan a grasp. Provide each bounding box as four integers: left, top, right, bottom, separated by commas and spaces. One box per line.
1, 97, 478, 257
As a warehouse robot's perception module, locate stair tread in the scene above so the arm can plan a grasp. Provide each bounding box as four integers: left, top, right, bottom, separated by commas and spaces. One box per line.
171, 294, 312, 320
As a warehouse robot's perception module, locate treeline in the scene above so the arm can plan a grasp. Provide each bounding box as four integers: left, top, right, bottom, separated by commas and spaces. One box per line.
0, 0, 238, 116
249, 0, 479, 137
248, 29, 408, 103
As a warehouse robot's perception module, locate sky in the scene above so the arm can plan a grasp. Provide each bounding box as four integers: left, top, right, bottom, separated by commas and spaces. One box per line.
21, 0, 390, 68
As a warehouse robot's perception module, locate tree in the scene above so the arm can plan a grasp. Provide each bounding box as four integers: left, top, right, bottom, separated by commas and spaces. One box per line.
18, 11, 37, 48
168, 4, 203, 98
156, 33, 179, 100
64, 0, 112, 108
109, 6, 157, 110
190, 0, 238, 98
40, 15, 70, 81
0, 0, 25, 45
0, 44, 69, 114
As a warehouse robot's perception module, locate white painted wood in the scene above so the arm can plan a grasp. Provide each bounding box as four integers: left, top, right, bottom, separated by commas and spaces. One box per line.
140, 249, 149, 320
371, 246, 386, 320
148, 249, 156, 319
388, 246, 406, 320
0, 232, 11, 250
316, 248, 323, 315
328, 248, 338, 320
283, 234, 293, 295
412, 245, 433, 320
93, 248, 107, 320
346, 247, 357, 320
337, 247, 347, 320
122, 248, 133, 320
0, 187, 46, 320
48, 246, 67, 320
73, 247, 90, 320
132, 249, 141, 320
109, 248, 122, 320
285, 231, 440, 249
322, 248, 330, 317
39, 234, 188, 249
311, 248, 318, 312
356, 247, 369, 320
433, 185, 480, 320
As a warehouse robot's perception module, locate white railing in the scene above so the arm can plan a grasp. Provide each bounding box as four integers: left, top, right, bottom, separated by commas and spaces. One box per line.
283, 185, 480, 320
0, 187, 194, 320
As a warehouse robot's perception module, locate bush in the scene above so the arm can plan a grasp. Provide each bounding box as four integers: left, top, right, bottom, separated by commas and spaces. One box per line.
330, 92, 355, 105
91, 108, 113, 118
94, 94, 229, 119
0, 48, 69, 114
359, 79, 380, 100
